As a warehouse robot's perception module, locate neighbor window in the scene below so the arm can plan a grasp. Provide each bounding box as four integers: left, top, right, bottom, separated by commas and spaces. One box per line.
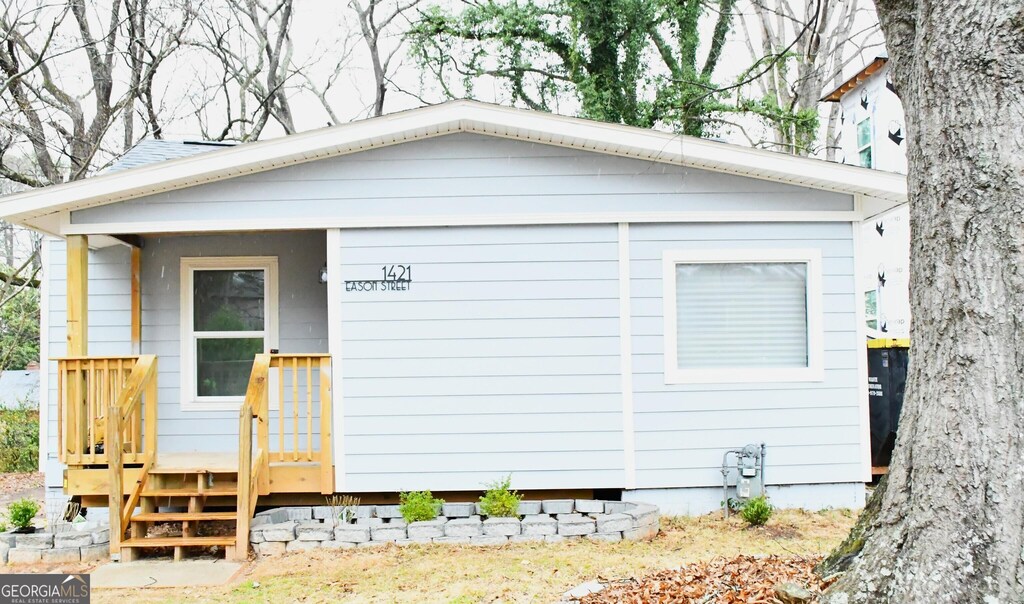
857, 118, 873, 168
662, 249, 823, 384
181, 257, 278, 410
865, 289, 879, 330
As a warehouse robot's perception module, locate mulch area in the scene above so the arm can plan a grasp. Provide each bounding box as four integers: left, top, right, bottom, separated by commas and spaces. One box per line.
0, 472, 43, 496
581, 554, 834, 604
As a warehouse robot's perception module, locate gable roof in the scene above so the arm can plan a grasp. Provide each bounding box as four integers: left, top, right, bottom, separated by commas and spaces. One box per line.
0, 100, 906, 235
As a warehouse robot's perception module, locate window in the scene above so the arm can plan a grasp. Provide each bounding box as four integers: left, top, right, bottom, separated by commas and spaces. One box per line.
856, 118, 873, 168
662, 249, 824, 384
180, 257, 278, 410
865, 289, 879, 330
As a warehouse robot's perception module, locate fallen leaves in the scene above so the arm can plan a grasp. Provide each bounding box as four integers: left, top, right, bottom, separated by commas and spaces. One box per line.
580, 554, 835, 604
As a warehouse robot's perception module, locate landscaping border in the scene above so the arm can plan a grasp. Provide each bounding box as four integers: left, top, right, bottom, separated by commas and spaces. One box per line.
250, 500, 660, 555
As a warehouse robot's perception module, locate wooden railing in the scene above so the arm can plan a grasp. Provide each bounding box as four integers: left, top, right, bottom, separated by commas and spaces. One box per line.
56, 356, 158, 466
237, 354, 270, 560
98, 355, 159, 555
268, 354, 333, 494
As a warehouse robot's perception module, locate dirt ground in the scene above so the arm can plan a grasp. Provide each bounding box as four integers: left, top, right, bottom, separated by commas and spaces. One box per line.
85, 509, 856, 603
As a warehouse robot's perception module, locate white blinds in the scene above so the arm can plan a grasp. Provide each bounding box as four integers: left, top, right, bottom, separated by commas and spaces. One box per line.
675, 262, 809, 369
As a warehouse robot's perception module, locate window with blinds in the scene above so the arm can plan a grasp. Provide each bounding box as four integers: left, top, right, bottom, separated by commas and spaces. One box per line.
674, 262, 809, 369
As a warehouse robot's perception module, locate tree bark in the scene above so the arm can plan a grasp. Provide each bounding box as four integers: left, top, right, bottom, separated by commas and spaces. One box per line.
824, 0, 1024, 601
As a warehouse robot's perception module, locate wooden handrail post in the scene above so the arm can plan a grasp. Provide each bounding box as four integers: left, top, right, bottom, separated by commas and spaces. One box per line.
67, 236, 89, 461
235, 406, 252, 560
144, 357, 158, 461
107, 403, 123, 556
319, 357, 334, 495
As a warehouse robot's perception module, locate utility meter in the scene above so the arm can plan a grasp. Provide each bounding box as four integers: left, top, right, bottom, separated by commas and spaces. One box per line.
721, 443, 767, 517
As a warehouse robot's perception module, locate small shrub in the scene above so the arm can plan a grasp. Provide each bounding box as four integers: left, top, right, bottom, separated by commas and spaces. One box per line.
326, 494, 361, 524
8, 498, 40, 530
398, 491, 444, 523
0, 403, 39, 473
478, 475, 522, 517
740, 495, 773, 526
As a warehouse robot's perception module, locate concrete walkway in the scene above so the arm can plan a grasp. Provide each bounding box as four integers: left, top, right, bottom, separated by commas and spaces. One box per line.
90, 558, 243, 588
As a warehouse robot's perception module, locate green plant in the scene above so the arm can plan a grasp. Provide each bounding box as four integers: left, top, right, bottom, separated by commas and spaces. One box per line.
740, 495, 773, 527
8, 498, 40, 530
0, 403, 39, 473
398, 491, 444, 523
478, 475, 522, 517
326, 494, 361, 524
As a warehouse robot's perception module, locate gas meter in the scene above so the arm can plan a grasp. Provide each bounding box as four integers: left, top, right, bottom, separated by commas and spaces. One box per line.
721, 443, 766, 517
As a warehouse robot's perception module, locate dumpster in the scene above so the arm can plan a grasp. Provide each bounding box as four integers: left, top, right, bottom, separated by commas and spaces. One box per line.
866, 338, 909, 471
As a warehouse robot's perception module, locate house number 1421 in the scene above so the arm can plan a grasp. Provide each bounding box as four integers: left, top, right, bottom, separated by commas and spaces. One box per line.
382, 265, 412, 282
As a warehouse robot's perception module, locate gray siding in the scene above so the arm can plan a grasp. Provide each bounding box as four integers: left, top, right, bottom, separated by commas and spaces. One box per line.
629, 222, 863, 488
339, 225, 625, 492
71, 134, 853, 226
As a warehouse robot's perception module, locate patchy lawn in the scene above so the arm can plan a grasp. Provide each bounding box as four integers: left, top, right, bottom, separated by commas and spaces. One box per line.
92, 509, 856, 603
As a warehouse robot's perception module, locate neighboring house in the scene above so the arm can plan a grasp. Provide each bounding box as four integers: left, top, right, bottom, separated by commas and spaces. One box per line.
824, 56, 911, 339
0, 100, 905, 560
0, 364, 39, 409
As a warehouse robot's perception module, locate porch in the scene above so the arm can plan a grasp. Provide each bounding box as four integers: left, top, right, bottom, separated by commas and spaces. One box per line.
55, 232, 334, 562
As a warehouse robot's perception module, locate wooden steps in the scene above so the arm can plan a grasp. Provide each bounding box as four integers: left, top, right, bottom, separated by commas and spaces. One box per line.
121, 536, 236, 548
131, 511, 237, 522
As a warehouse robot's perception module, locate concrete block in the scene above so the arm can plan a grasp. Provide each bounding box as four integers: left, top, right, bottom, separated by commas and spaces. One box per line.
334, 526, 371, 543
587, 532, 622, 543
0, 532, 16, 547
286, 540, 320, 552
356, 517, 384, 526
249, 529, 265, 544
558, 516, 596, 536
312, 506, 334, 521
595, 513, 633, 533
517, 501, 542, 516
91, 529, 110, 545
444, 518, 482, 538
254, 509, 290, 525
15, 533, 54, 549
374, 505, 403, 519
384, 518, 408, 527
575, 499, 604, 514
80, 543, 108, 562
624, 504, 659, 526
371, 525, 407, 541
72, 521, 100, 533
542, 499, 574, 514
42, 547, 81, 563
55, 532, 92, 549
442, 503, 475, 518
257, 541, 286, 556
475, 503, 485, 516
357, 541, 387, 549
509, 534, 544, 543
603, 502, 633, 514
0, 544, 8, 564
543, 534, 566, 543
471, 535, 508, 546
556, 513, 584, 521
407, 519, 445, 540
8, 548, 41, 564
282, 507, 312, 521
261, 521, 298, 542
623, 523, 658, 541
433, 536, 472, 545
297, 522, 334, 541
482, 518, 520, 537
321, 540, 356, 550
521, 515, 557, 536
353, 505, 375, 518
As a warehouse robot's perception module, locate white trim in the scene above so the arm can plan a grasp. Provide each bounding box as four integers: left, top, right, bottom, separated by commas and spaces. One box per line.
662, 248, 825, 385
178, 256, 279, 411
326, 229, 345, 491
617, 223, 636, 489
0, 100, 906, 227
59, 211, 864, 236
852, 219, 873, 481
38, 237, 50, 472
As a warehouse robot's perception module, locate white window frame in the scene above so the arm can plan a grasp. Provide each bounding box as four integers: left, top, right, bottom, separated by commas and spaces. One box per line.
180, 256, 279, 411
662, 248, 824, 385
856, 117, 873, 168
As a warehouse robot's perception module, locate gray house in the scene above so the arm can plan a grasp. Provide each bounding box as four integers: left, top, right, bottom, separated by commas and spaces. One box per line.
0, 101, 905, 559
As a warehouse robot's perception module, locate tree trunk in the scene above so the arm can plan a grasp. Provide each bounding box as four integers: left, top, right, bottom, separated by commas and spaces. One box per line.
824, 1, 1024, 602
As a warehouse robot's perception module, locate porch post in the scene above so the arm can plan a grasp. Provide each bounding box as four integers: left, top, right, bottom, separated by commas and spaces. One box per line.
66, 235, 88, 355
131, 246, 141, 354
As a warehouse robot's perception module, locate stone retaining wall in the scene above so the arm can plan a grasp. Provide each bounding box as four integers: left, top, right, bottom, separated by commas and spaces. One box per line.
3, 522, 111, 565
250, 500, 659, 556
